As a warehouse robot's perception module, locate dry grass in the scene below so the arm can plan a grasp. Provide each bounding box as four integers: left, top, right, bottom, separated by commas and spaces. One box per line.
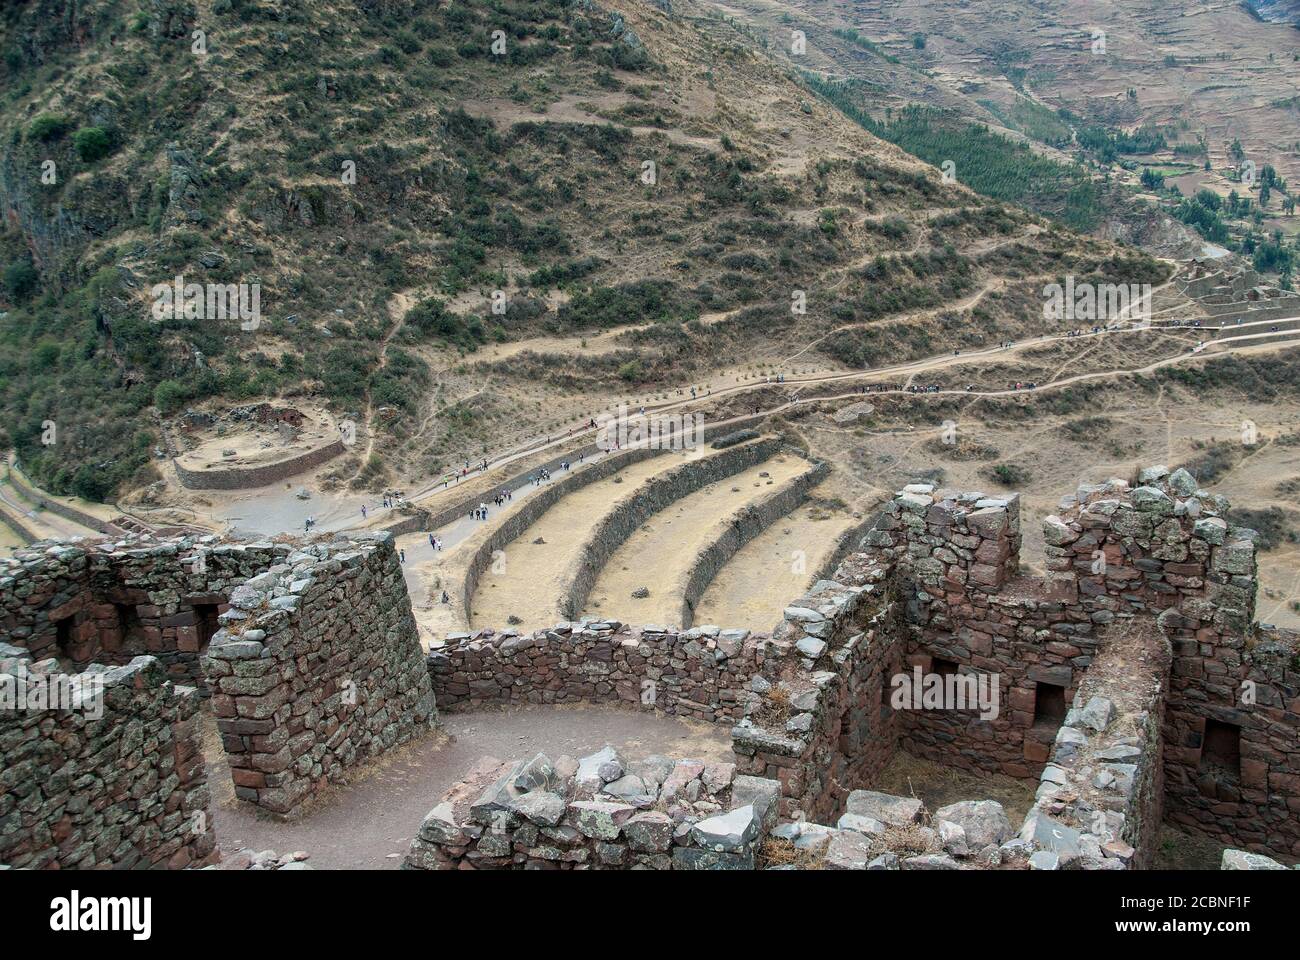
758, 836, 825, 869
879, 822, 939, 857
870, 751, 1037, 826
751, 684, 793, 731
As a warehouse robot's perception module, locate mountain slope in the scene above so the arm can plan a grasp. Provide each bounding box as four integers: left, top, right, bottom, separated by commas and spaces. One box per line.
0, 0, 1162, 501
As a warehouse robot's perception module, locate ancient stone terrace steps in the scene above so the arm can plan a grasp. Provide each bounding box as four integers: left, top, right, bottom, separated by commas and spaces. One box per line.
692, 482, 864, 629
468, 451, 694, 633
583, 454, 814, 626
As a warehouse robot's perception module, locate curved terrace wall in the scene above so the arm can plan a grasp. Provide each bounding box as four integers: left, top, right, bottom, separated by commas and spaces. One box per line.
676, 459, 830, 630
173, 438, 345, 490
559, 437, 783, 621
0, 504, 36, 545
7, 458, 123, 535
459, 446, 664, 623
381, 414, 770, 539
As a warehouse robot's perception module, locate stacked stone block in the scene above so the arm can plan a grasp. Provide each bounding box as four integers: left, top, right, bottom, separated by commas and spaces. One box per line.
731, 566, 904, 823
403, 746, 781, 870
0, 650, 216, 869
1020, 622, 1171, 870
854, 483, 1090, 778
203, 533, 436, 818
427, 620, 766, 722
0, 537, 290, 692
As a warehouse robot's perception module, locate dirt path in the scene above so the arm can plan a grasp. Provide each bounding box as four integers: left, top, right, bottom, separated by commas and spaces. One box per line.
0, 476, 98, 542
692, 491, 862, 629
468, 451, 696, 632
205, 703, 731, 870
584, 454, 811, 625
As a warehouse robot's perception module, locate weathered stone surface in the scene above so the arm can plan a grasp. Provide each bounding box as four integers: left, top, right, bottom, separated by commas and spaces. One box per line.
823, 829, 874, 869
568, 801, 636, 840
575, 745, 626, 787
1221, 849, 1287, 870
690, 805, 760, 851
508, 791, 567, 828
624, 812, 674, 852
934, 801, 1013, 849
845, 790, 923, 826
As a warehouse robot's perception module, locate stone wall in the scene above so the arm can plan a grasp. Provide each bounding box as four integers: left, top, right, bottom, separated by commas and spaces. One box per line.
1019, 620, 1171, 870
203, 533, 436, 817
402, 749, 781, 870
0, 536, 286, 692
677, 459, 829, 629
851, 467, 1300, 863
379, 413, 770, 539
0, 651, 216, 869
731, 564, 905, 823
856, 485, 1078, 778
0, 505, 37, 545
7, 460, 124, 535
458, 446, 663, 624
173, 438, 344, 491
1, 530, 438, 823
1162, 621, 1300, 861
427, 621, 766, 722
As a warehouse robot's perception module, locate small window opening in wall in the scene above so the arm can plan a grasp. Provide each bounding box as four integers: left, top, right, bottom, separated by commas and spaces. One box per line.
55, 616, 74, 656
194, 603, 221, 651
1033, 683, 1067, 727
116, 603, 144, 643
1199, 719, 1241, 778
931, 657, 959, 678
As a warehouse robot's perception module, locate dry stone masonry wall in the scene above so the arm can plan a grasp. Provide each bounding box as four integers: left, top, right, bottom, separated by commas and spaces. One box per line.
731, 565, 905, 823
403, 748, 780, 870
173, 438, 345, 491
1020, 622, 1171, 870
1, 529, 436, 852
428, 621, 765, 723
203, 533, 436, 817
560, 437, 784, 620
677, 458, 830, 629
0, 650, 216, 869
3, 462, 1298, 869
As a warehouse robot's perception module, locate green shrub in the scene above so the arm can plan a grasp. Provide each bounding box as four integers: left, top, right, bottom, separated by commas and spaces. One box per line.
3, 261, 39, 302
72, 126, 113, 162
28, 114, 72, 141
986, 462, 1032, 487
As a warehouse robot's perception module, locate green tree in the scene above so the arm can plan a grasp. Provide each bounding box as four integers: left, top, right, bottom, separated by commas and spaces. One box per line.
72, 126, 113, 162
3, 261, 38, 302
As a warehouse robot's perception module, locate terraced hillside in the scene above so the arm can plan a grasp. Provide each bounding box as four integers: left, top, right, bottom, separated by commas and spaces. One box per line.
0, 0, 1161, 509
715, 0, 1300, 259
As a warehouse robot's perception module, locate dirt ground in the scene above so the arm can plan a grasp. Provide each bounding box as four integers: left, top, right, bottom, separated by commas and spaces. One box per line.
693, 481, 862, 629
870, 751, 1038, 828
204, 702, 732, 870
583, 454, 812, 625
468, 450, 697, 632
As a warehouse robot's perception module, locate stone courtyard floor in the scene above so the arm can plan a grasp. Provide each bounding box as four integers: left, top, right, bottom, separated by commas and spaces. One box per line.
204, 703, 732, 869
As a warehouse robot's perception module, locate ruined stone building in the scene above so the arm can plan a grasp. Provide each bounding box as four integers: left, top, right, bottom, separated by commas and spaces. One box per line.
2, 467, 1297, 870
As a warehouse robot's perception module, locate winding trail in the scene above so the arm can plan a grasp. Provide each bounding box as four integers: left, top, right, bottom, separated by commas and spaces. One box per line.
392, 314, 1300, 519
